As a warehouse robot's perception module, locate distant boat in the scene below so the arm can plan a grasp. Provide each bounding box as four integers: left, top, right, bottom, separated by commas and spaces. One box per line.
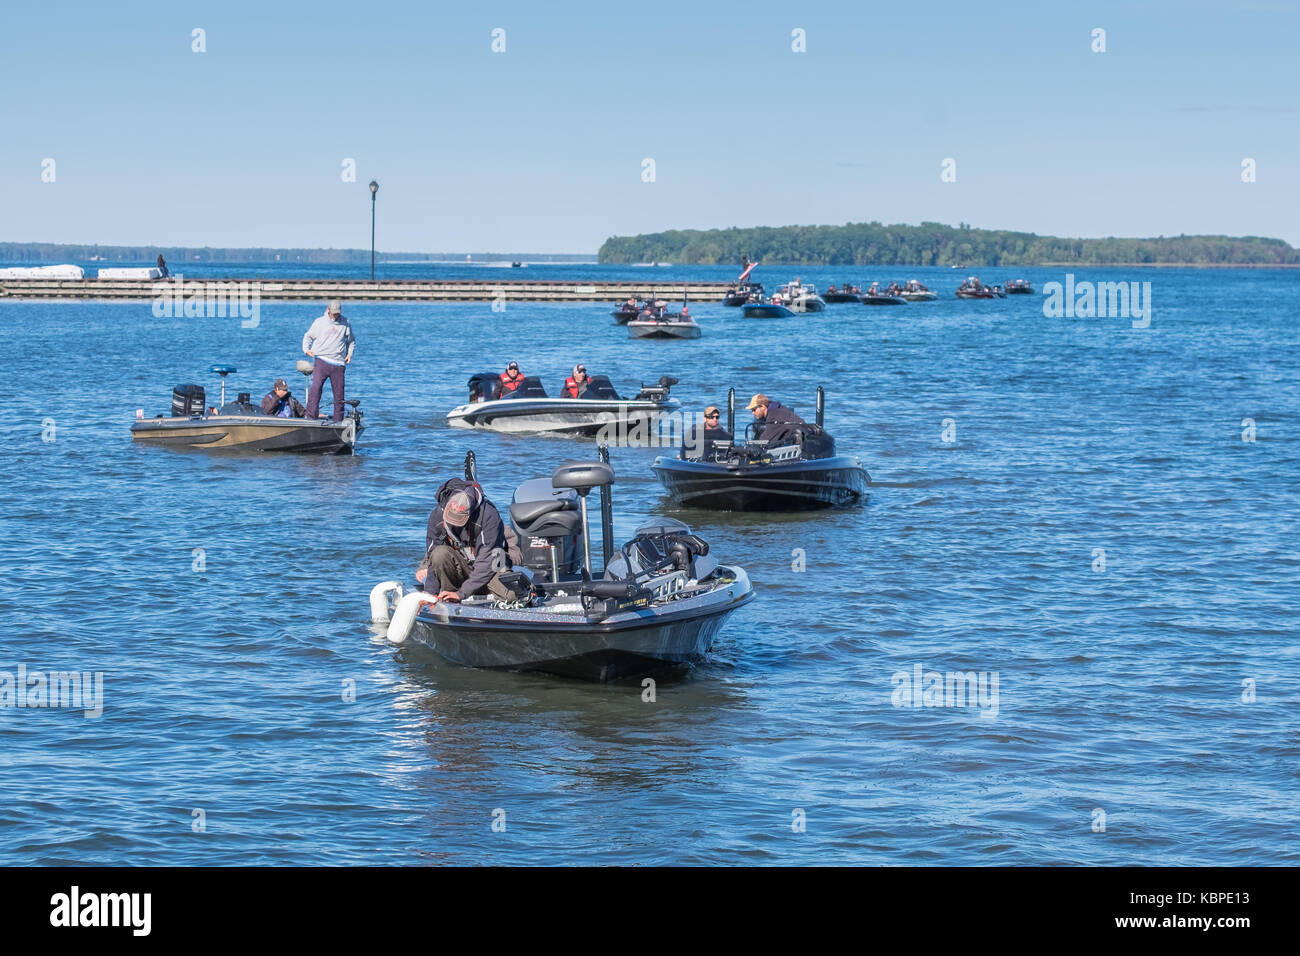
1004, 279, 1034, 294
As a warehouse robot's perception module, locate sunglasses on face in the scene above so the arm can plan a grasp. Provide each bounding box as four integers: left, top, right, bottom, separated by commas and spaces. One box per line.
705, 412, 719, 418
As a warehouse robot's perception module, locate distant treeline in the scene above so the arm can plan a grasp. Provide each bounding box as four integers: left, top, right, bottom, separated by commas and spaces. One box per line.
0, 243, 592, 264
597, 222, 1300, 266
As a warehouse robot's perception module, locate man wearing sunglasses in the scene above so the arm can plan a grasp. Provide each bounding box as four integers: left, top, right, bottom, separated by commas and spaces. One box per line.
684, 404, 732, 459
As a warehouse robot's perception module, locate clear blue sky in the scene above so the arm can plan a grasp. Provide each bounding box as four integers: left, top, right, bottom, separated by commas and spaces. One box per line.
1, 0, 1296, 252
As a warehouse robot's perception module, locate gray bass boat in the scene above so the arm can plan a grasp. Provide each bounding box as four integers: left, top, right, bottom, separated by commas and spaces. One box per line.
371, 451, 755, 682
447, 372, 680, 436
131, 363, 362, 454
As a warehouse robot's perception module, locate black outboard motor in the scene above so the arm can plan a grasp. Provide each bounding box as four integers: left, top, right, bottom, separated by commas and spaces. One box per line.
624, 518, 709, 577
172, 384, 205, 417
634, 375, 679, 402
467, 373, 501, 404
509, 478, 582, 583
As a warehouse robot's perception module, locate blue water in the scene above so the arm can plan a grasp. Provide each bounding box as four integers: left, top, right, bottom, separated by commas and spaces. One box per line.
1, 265, 1297, 865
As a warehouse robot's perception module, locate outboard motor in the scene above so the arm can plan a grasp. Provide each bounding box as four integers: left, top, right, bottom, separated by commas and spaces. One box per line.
509, 478, 582, 583
172, 384, 205, 417
633, 375, 678, 402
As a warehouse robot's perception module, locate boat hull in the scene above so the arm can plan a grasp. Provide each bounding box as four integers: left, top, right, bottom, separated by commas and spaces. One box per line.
742, 303, 795, 318
447, 397, 681, 436
899, 291, 937, 301
627, 320, 702, 339
822, 292, 862, 303
409, 571, 754, 681
130, 416, 358, 453
955, 291, 997, 299
652, 455, 869, 511
862, 295, 907, 305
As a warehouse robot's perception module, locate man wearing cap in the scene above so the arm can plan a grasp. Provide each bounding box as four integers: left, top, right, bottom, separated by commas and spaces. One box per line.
260, 378, 306, 418
415, 482, 516, 603
683, 405, 731, 459
499, 361, 525, 393
746, 393, 807, 445
562, 364, 589, 398
302, 299, 356, 421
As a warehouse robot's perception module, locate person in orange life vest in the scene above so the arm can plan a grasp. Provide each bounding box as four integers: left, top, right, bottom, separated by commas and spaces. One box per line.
499, 361, 524, 393
563, 364, 589, 398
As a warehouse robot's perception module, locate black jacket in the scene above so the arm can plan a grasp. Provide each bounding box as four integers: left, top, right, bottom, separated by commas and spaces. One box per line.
758, 401, 807, 445
261, 390, 306, 418
424, 478, 509, 599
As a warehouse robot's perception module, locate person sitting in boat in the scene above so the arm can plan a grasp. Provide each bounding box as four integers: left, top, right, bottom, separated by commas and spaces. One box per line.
827, 284, 837, 294
261, 378, 306, 418
887, 282, 901, 295
680, 304, 691, 320
867, 282, 880, 295
415, 481, 520, 603
746, 393, 807, 446
682, 405, 731, 460
563, 365, 589, 398
499, 361, 525, 393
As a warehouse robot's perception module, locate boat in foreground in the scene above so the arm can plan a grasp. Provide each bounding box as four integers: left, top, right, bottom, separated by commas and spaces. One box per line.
652, 387, 869, 511
447, 372, 680, 436
372, 453, 754, 681
130, 363, 362, 454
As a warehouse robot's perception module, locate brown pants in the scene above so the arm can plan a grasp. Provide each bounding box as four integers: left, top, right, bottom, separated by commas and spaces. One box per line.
421, 544, 511, 599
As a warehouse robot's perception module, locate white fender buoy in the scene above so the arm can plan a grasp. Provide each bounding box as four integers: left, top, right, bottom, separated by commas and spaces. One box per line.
386, 591, 438, 644
369, 581, 404, 623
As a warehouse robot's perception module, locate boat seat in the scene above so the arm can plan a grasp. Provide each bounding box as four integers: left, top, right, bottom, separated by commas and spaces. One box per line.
551, 461, 615, 494
510, 496, 575, 526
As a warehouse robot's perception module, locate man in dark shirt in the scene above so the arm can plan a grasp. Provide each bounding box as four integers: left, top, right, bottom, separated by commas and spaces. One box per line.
746, 393, 807, 445
260, 378, 306, 417
416, 481, 516, 602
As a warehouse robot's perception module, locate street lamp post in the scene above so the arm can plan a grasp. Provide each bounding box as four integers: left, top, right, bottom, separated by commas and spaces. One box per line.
368, 180, 379, 280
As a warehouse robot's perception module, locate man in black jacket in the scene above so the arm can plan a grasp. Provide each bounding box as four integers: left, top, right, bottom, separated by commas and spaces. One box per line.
746, 393, 807, 445
415, 479, 518, 602
261, 378, 306, 418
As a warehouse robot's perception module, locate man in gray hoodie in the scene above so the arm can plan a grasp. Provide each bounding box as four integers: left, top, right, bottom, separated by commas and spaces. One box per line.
302, 300, 356, 421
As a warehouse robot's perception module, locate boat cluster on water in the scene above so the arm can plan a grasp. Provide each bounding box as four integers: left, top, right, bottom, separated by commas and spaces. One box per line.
721, 265, 1034, 313
129, 326, 868, 684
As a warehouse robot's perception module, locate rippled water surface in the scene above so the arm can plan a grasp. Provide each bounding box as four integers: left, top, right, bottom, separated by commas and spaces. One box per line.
1, 265, 1297, 865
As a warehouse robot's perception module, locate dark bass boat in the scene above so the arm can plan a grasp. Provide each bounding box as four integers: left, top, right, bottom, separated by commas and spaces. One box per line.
862, 283, 907, 306
651, 387, 869, 511
130, 363, 362, 454
822, 283, 864, 303
371, 451, 755, 682
722, 257, 763, 305
447, 372, 680, 436
611, 296, 664, 323
1004, 278, 1034, 294
722, 282, 764, 306
955, 277, 999, 299
741, 297, 796, 318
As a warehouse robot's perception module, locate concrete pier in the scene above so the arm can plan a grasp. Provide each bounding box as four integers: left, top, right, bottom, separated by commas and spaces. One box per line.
0, 277, 734, 302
